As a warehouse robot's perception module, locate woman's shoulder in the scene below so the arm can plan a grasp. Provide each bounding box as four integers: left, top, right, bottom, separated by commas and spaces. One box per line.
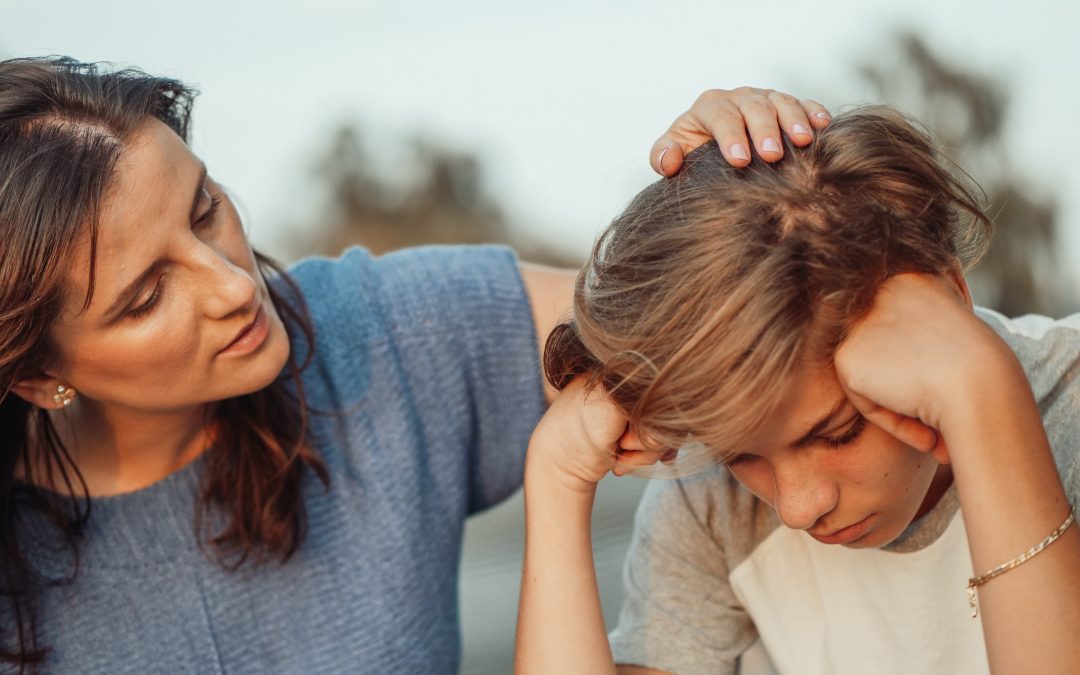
285, 244, 525, 331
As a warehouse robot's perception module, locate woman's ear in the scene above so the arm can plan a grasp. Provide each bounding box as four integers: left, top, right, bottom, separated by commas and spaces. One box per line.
10, 375, 76, 410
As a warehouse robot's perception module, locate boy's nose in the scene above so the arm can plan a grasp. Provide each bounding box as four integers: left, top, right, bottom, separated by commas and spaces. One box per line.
772, 462, 839, 531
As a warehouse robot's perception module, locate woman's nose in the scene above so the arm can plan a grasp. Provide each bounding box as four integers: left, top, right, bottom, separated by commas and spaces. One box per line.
772, 460, 838, 531
197, 249, 258, 319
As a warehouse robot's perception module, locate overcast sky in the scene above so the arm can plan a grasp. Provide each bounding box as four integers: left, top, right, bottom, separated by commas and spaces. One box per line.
3, 1, 1077, 293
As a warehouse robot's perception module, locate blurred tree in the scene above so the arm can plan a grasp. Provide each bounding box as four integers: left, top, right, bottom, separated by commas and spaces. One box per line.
859, 32, 1076, 316
298, 123, 576, 267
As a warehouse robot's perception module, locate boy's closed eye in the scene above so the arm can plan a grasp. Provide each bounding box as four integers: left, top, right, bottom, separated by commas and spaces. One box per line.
722, 412, 869, 468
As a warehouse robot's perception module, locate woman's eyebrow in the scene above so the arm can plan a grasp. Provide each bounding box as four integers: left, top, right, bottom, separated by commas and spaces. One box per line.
790, 395, 849, 448
102, 163, 208, 320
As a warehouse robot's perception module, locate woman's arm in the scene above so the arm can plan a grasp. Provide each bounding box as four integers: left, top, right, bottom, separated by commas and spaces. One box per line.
836, 273, 1080, 673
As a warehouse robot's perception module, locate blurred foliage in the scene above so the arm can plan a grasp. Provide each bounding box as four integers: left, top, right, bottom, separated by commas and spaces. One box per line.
859, 32, 1076, 316
297, 124, 576, 267
301, 32, 1074, 316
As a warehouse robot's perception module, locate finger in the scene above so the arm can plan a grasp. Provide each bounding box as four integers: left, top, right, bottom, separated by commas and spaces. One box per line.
846, 390, 939, 453
800, 98, 831, 129
767, 90, 814, 147
670, 91, 753, 168
612, 448, 669, 476
617, 427, 648, 451
734, 91, 784, 162
651, 136, 687, 176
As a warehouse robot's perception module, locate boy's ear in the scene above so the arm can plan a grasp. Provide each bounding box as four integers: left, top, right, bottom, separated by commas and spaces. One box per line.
10, 375, 75, 410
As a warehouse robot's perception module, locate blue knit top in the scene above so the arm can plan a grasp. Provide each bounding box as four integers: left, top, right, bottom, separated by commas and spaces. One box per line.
20, 245, 545, 673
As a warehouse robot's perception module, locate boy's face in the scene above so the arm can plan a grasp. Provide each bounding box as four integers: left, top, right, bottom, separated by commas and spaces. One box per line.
723, 362, 952, 548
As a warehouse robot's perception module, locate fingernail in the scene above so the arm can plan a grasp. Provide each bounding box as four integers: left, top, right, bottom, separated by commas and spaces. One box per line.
730, 143, 750, 161
762, 138, 782, 154
657, 146, 670, 173
792, 123, 811, 137
815, 111, 831, 121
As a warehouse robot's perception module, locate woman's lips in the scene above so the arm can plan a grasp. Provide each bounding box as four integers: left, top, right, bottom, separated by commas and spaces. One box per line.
808, 514, 874, 545
219, 306, 269, 356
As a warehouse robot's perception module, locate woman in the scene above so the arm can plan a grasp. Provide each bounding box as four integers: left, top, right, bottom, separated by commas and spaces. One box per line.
0, 56, 827, 671
516, 107, 1080, 674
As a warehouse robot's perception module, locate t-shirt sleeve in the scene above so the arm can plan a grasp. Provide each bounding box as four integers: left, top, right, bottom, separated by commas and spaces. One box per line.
369, 245, 546, 513
977, 310, 1080, 510
609, 475, 759, 675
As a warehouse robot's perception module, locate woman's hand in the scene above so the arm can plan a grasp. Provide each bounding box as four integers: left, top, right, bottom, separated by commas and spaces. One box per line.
526, 376, 669, 494
833, 272, 1015, 457
652, 87, 831, 175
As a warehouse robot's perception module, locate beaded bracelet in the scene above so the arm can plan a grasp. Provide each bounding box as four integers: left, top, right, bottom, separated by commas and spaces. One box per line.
966, 508, 1075, 618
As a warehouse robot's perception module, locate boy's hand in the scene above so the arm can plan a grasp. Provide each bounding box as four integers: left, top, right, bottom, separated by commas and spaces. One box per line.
653, 87, 830, 175
526, 377, 669, 493
834, 273, 1018, 460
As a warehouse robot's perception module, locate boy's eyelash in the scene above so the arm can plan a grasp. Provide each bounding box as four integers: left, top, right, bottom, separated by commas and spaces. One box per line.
723, 453, 753, 469
723, 413, 868, 469
822, 414, 868, 448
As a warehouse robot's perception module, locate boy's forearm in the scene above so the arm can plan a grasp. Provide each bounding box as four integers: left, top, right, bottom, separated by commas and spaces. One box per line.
515, 452, 616, 674
946, 353, 1080, 673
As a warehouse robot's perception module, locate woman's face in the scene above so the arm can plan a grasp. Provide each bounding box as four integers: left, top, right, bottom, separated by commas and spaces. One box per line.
722, 362, 950, 548
46, 118, 290, 414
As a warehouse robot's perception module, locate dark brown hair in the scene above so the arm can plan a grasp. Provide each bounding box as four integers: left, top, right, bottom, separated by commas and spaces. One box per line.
545, 106, 991, 463
0, 56, 327, 669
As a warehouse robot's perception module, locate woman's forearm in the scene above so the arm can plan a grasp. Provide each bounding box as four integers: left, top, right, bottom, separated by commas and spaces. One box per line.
946, 351, 1080, 673
514, 453, 617, 674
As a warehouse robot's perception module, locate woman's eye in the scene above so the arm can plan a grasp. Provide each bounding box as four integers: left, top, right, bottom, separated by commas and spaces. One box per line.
126, 277, 165, 319
822, 414, 868, 448
194, 192, 222, 228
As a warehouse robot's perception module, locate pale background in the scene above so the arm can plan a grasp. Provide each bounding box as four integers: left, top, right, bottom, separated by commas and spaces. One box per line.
3, 2, 1076, 672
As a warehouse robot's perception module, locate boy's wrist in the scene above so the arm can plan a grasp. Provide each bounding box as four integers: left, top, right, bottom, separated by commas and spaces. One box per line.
525, 438, 603, 499
939, 338, 1037, 457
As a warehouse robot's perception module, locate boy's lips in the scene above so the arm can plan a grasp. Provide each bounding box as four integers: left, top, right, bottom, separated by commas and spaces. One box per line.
808, 514, 874, 545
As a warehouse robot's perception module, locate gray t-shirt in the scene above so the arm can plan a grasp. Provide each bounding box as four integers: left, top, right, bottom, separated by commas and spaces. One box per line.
609, 309, 1080, 675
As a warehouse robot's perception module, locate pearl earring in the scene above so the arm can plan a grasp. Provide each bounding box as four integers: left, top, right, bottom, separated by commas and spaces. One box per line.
52, 385, 76, 407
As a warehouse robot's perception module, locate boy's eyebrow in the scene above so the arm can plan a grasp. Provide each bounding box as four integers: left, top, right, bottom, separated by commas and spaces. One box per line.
790, 395, 849, 448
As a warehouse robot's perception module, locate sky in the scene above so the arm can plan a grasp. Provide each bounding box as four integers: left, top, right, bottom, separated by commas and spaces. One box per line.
2, 1, 1077, 289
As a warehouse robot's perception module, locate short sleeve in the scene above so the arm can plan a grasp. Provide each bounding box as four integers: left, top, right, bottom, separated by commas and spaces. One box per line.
287, 245, 546, 515
609, 476, 759, 675
977, 310, 1080, 510
372, 245, 546, 512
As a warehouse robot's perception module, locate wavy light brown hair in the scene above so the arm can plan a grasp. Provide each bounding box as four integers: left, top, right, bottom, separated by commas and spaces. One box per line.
545, 106, 991, 464
0, 57, 327, 670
